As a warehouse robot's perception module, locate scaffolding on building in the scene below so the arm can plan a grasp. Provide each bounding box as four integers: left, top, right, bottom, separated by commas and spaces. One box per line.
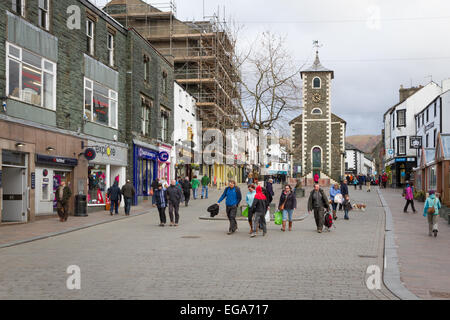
103, 0, 241, 132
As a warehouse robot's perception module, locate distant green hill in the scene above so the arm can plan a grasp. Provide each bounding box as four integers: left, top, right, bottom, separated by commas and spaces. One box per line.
346, 135, 382, 154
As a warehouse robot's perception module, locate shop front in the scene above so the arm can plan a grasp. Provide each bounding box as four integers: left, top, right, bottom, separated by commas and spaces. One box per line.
158, 144, 172, 182
35, 154, 78, 216
386, 157, 417, 188
133, 143, 159, 205
87, 141, 128, 212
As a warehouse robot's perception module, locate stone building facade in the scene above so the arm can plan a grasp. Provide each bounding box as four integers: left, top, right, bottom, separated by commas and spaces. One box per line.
289, 52, 346, 186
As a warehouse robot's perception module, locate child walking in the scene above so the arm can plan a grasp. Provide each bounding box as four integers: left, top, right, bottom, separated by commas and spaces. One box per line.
342, 194, 352, 220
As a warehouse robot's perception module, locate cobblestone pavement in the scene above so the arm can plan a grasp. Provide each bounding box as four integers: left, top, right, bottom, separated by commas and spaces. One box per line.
0, 184, 397, 300
380, 188, 450, 300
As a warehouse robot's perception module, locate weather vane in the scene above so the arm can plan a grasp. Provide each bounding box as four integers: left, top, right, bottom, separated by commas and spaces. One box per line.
313, 40, 323, 54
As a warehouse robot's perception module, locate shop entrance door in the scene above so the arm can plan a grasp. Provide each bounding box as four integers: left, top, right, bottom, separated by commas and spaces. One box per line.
2, 167, 27, 222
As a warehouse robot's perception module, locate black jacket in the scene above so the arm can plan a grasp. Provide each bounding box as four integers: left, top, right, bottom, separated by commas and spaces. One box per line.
266, 182, 274, 196
340, 183, 349, 196
154, 189, 168, 208
307, 189, 329, 211
107, 182, 122, 202
262, 187, 272, 204
279, 191, 297, 210
181, 180, 191, 194
166, 185, 182, 204
250, 197, 268, 214
121, 183, 136, 198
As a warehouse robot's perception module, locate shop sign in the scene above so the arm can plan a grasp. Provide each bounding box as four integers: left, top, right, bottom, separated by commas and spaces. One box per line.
158, 151, 170, 162
36, 154, 78, 167
407, 158, 416, 162
31, 172, 35, 189
138, 147, 159, 160
88, 141, 128, 166
84, 148, 97, 161
91, 145, 116, 157
410, 136, 422, 149
395, 158, 406, 163
425, 122, 434, 132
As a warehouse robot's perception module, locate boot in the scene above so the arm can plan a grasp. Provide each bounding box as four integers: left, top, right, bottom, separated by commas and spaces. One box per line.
288, 221, 293, 231
281, 221, 286, 232
249, 221, 253, 234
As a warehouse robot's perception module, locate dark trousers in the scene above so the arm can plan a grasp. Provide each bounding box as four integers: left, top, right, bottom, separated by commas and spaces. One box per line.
184, 193, 190, 206
314, 207, 325, 231
158, 206, 167, 224
57, 201, 69, 220
124, 197, 132, 215
169, 201, 180, 224
404, 199, 416, 212
110, 200, 119, 214
253, 211, 267, 233
226, 205, 238, 232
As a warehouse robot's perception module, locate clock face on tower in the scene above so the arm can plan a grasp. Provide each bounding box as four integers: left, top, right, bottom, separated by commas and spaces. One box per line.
313, 93, 321, 103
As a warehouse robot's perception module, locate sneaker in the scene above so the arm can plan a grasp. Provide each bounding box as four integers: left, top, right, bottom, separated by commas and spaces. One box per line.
263, 232, 267, 236
250, 233, 256, 238
227, 231, 232, 235
434, 230, 438, 237
318, 230, 322, 233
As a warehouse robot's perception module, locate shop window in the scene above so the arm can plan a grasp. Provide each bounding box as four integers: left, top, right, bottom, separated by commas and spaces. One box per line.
84, 78, 118, 129
6, 42, 56, 109
12, 0, 26, 17
88, 165, 106, 205
427, 166, 437, 191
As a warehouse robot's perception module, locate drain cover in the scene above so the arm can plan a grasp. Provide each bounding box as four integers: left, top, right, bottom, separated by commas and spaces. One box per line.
181, 236, 201, 239
430, 291, 450, 299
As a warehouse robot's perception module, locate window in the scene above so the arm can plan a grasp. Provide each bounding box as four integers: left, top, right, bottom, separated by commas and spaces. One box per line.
160, 107, 170, 142
143, 55, 150, 82
12, 0, 25, 17
434, 102, 437, 117
392, 113, 395, 129
434, 129, 437, 148
426, 133, 429, 148
86, 19, 95, 55
397, 110, 406, 127
38, 0, 49, 31
141, 96, 152, 136
426, 108, 429, 122
397, 137, 406, 155
312, 108, 322, 115
84, 78, 118, 128
107, 33, 114, 67
6, 43, 56, 109
312, 77, 321, 89
392, 139, 395, 153
162, 71, 168, 95
422, 113, 424, 125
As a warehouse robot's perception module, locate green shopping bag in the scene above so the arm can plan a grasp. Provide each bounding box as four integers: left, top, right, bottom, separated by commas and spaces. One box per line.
242, 206, 249, 217
274, 210, 283, 225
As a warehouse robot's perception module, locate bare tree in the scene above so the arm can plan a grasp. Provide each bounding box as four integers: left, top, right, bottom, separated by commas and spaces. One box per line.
234, 31, 303, 131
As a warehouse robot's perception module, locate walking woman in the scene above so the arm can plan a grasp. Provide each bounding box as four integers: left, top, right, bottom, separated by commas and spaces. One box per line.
250, 186, 268, 238
329, 183, 341, 220
155, 183, 168, 227
423, 190, 441, 237
279, 184, 297, 232
403, 182, 416, 213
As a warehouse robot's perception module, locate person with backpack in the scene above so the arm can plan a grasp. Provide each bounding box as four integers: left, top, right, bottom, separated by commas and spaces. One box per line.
307, 184, 330, 233
403, 182, 416, 213
423, 190, 441, 237
217, 180, 242, 235
107, 180, 122, 216
279, 184, 297, 232
250, 186, 268, 238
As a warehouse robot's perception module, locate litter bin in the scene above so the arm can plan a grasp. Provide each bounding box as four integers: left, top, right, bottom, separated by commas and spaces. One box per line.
75, 194, 88, 217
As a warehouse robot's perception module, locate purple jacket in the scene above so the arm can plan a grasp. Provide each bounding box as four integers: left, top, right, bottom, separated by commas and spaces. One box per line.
404, 186, 414, 201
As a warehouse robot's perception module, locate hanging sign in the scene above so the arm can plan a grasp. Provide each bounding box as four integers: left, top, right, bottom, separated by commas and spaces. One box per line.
158, 151, 170, 162
84, 148, 97, 161
31, 172, 36, 189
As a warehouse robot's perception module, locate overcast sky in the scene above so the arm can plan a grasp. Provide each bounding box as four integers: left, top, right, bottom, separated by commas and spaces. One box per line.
96, 0, 450, 136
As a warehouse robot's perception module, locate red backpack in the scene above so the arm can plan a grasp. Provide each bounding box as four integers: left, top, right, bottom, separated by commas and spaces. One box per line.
324, 212, 333, 229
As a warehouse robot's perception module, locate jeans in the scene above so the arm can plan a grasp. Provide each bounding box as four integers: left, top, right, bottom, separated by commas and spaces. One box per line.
110, 200, 119, 214
193, 188, 198, 199
169, 201, 180, 224
124, 197, 132, 215
344, 209, 349, 219
253, 211, 267, 233
226, 205, 238, 232
331, 201, 338, 212
152, 193, 156, 205
282, 209, 294, 222
158, 206, 167, 224
202, 185, 208, 199
427, 214, 438, 233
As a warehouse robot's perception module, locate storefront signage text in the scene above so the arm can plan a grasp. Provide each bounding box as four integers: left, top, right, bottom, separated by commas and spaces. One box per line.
36, 154, 78, 167
395, 158, 406, 163
31, 172, 35, 189
138, 147, 159, 160
92, 145, 116, 157
425, 122, 434, 132
158, 151, 170, 162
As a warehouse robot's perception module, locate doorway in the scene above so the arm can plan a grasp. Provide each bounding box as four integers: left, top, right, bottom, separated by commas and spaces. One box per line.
2, 167, 27, 222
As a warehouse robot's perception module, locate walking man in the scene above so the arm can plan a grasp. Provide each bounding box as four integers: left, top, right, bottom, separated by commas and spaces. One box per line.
201, 174, 210, 199
107, 180, 122, 216
191, 175, 200, 200
217, 180, 242, 235
167, 180, 183, 226
155, 183, 168, 226
182, 177, 191, 206
339, 180, 349, 211
308, 184, 330, 233
55, 181, 72, 222
121, 179, 136, 216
